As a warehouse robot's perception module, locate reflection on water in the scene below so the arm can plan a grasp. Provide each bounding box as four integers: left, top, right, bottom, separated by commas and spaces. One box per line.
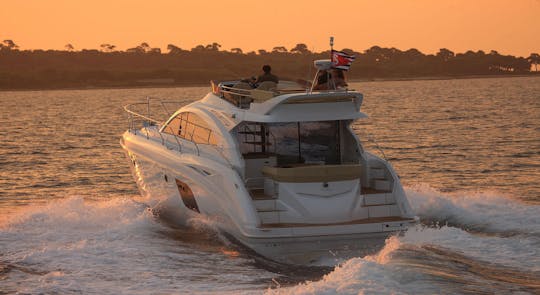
0, 77, 539, 293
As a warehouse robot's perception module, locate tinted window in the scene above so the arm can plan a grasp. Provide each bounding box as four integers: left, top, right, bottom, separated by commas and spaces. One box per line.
267, 121, 340, 165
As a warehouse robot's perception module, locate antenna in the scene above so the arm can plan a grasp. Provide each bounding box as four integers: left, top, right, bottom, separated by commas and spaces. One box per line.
304, 45, 315, 93
328, 36, 335, 90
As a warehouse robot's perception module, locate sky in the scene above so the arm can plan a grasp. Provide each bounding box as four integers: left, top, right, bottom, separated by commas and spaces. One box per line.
1, 0, 539, 56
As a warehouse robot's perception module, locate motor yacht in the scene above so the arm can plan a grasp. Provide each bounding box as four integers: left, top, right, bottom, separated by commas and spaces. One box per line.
120, 60, 417, 264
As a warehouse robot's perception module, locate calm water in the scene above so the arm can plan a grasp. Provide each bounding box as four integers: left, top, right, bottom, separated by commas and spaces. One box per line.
0, 77, 539, 294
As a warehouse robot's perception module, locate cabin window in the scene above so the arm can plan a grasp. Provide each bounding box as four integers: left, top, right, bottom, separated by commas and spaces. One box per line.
267, 121, 340, 165
163, 112, 218, 145
237, 123, 267, 154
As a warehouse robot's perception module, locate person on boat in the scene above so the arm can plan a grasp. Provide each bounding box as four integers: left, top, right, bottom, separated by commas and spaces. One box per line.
314, 69, 347, 90
330, 68, 348, 89
313, 70, 329, 90
255, 65, 279, 85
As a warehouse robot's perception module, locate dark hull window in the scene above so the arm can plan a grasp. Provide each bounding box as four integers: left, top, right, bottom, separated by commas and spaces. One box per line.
175, 179, 200, 213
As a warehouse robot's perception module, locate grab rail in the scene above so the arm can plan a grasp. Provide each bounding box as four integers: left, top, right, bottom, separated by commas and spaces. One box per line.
219, 85, 254, 108
123, 96, 228, 161
124, 96, 184, 152
353, 127, 388, 161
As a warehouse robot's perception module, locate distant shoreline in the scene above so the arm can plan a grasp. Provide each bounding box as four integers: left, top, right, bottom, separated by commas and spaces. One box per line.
0, 73, 538, 92
349, 73, 539, 83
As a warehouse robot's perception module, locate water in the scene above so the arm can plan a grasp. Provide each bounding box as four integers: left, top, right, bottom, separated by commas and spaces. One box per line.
1, 77, 539, 294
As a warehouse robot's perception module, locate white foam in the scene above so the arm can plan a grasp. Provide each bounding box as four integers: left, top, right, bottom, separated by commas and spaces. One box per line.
0, 196, 273, 294
270, 186, 540, 295
266, 237, 433, 295
3, 187, 539, 294
406, 184, 540, 235
269, 224, 540, 295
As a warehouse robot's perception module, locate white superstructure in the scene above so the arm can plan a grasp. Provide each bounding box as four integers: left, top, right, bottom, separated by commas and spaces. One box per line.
121, 71, 417, 264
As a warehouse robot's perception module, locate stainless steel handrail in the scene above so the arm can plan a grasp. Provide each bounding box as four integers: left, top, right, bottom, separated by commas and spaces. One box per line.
124, 103, 162, 125
353, 127, 388, 161
124, 97, 234, 168
124, 97, 182, 151
123, 96, 183, 125
123, 97, 223, 158
219, 87, 253, 107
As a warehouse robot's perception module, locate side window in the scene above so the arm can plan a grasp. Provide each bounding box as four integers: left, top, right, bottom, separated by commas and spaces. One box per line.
180, 112, 189, 138
163, 112, 219, 145
163, 116, 181, 136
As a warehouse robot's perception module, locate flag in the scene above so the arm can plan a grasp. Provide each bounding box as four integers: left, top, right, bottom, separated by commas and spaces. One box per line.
331, 50, 356, 70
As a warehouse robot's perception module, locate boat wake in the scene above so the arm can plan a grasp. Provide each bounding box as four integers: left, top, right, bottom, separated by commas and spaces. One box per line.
270, 230, 540, 294
0, 196, 276, 294
1, 186, 539, 294
269, 185, 540, 294
406, 184, 540, 237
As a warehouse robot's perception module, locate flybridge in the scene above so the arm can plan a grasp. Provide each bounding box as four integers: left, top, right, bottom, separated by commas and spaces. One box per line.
209, 58, 360, 112
205, 80, 366, 123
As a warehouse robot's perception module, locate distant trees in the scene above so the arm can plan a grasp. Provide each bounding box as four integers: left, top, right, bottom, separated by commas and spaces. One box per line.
1, 40, 538, 90
205, 42, 221, 51
100, 43, 116, 52
139, 42, 150, 52
126, 42, 160, 53
272, 46, 287, 53
290, 43, 310, 54
230, 48, 243, 54
191, 43, 221, 52
65, 44, 75, 51
528, 53, 540, 71
191, 44, 206, 52
167, 44, 182, 54
127, 42, 148, 53
436, 48, 454, 61
1, 39, 19, 50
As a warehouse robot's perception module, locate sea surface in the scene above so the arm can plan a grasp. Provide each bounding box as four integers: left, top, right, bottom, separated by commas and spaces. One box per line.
1, 77, 539, 294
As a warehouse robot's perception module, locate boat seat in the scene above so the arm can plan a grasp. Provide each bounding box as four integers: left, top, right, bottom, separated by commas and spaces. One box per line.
257, 81, 278, 91
249, 81, 277, 102
223, 82, 253, 107
261, 164, 362, 183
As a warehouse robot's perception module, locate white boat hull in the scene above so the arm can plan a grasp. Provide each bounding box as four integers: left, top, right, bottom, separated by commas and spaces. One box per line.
121, 130, 416, 265
232, 229, 395, 265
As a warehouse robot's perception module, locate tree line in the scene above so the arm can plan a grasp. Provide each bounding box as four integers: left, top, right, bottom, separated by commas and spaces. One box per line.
1, 39, 538, 90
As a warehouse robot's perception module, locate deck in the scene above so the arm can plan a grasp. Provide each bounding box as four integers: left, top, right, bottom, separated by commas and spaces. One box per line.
259, 216, 415, 228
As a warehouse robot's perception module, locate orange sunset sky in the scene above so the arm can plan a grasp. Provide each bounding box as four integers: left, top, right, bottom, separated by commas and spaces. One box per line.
1, 0, 539, 56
